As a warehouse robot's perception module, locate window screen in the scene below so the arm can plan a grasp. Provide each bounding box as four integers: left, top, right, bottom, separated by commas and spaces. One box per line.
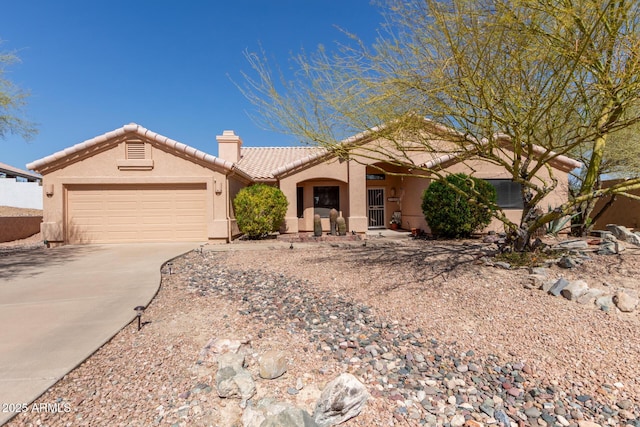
485, 179, 523, 209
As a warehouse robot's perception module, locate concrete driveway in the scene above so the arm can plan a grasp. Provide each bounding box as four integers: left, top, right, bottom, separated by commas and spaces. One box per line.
0, 243, 199, 425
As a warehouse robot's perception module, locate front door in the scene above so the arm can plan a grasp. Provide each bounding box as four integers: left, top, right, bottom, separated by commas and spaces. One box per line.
367, 188, 385, 228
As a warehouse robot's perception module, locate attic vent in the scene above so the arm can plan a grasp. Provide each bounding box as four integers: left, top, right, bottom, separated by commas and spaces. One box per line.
126, 141, 146, 159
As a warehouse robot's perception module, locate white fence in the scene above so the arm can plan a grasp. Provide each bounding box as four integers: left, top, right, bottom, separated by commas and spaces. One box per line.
0, 178, 43, 209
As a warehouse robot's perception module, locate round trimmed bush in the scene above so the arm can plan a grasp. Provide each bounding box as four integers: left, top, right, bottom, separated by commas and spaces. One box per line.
233, 184, 288, 239
421, 173, 497, 238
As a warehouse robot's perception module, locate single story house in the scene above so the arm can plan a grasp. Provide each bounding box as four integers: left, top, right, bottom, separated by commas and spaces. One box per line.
27, 123, 580, 245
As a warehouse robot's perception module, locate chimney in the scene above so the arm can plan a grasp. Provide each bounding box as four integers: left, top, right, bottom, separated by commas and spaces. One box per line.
216, 130, 242, 164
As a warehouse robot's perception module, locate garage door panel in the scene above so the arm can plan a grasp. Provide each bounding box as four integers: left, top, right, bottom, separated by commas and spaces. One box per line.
67, 184, 208, 243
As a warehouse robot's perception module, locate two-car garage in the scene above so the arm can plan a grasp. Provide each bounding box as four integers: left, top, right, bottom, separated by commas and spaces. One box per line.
65, 184, 208, 244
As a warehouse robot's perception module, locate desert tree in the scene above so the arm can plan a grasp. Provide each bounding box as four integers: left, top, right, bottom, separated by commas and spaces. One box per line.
240, 0, 640, 250
0, 43, 36, 140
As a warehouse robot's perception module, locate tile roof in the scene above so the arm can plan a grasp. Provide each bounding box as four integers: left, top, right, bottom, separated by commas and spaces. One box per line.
236, 146, 325, 180
0, 161, 41, 181
26, 123, 252, 180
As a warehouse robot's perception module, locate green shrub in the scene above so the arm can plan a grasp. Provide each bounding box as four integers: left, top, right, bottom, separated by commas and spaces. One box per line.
233, 184, 288, 239
421, 173, 497, 238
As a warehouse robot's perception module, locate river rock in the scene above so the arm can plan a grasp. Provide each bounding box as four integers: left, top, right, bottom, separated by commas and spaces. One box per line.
313, 373, 369, 427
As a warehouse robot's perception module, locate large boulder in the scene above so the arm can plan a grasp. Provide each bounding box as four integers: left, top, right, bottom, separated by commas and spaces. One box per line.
313, 373, 369, 427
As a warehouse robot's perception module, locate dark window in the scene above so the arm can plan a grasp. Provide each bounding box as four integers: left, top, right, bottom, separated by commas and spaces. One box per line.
485, 179, 523, 209
297, 187, 304, 218
314, 186, 339, 217
366, 173, 386, 180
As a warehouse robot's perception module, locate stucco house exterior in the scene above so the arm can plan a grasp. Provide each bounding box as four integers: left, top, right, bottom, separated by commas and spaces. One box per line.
27, 123, 580, 245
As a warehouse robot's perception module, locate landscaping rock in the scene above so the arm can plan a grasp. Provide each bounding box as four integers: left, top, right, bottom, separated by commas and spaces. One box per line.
259, 350, 288, 379
525, 274, 547, 290
613, 291, 639, 313
557, 256, 579, 269
216, 353, 256, 404
576, 288, 606, 305
493, 261, 511, 270
548, 277, 570, 296
597, 240, 624, 255
261, 407, 318, 427
560, 280, 589, 301
529, 267, 550, 276
556, 239, 589, 250
313, 373, 369, 427
606, 224, 640, 246
242, 398, 295, 427
595, 294, 615, 312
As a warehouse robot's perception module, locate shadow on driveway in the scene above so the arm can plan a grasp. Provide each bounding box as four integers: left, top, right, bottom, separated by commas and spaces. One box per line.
0, 245, 103, 281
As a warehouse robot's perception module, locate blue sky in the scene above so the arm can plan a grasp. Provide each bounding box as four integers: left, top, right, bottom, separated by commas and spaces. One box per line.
0, 1, 383, 171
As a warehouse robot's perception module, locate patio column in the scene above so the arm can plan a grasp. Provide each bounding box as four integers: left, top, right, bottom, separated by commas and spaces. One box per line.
279, 178, 299, 234
347, 161, 368, 233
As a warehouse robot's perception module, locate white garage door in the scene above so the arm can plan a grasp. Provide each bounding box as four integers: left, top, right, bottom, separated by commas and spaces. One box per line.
66, 184, 208, 243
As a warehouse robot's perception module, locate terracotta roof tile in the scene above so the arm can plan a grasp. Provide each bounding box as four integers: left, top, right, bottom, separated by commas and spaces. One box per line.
236, 146, 324, 180
26, 123, 252, 180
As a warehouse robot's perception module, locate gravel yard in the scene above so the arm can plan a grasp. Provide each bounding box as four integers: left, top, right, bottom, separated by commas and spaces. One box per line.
5, 236, 640, 427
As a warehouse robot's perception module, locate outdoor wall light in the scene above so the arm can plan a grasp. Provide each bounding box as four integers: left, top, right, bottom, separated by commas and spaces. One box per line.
134, 305, 146, 331
45, 184, 54, 197
215, 180, 223, 194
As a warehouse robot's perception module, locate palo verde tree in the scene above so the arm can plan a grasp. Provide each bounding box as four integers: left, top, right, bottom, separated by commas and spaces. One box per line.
0, 43, 36, 140
240, 0, 640, 251
569, 102, 640, 234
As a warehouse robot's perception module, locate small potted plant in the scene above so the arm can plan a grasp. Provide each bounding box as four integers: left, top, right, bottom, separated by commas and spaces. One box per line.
389, 211, 402, 230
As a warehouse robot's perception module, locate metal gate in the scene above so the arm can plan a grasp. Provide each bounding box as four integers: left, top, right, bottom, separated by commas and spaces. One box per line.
367, 188, 385, 228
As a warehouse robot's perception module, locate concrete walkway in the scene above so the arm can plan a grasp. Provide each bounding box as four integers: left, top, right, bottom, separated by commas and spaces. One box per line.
0, 243, 199, 425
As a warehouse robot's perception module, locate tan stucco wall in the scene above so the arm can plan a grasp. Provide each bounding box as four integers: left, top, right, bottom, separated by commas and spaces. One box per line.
227, 176, 248, 238
39, 137, 230, 244
279, 158, 351, 233
0, 216, 43, 243
277, 137, 574, 236
444, 157, 572, 233
591, 180, 640, 231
